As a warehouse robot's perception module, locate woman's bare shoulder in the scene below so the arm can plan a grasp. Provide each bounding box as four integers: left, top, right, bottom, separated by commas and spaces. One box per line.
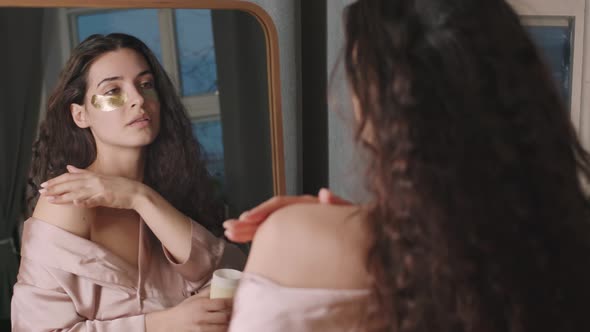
31, 196, 95, 238
245, 203, 372, 289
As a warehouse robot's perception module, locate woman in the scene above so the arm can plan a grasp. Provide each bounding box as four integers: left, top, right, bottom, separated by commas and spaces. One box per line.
225, 0, 590, 331
11, 33, 245, 331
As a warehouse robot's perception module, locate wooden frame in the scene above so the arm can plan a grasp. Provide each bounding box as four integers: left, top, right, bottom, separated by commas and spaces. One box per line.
0, 0, 286, 195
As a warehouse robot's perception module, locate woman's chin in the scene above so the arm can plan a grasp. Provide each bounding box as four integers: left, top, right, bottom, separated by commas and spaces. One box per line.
123, 134, 159, 148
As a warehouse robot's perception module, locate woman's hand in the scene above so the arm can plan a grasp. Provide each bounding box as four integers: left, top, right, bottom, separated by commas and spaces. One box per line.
223, 188, 351, 243
38, 165, 143, 209
146, 289, 231, 332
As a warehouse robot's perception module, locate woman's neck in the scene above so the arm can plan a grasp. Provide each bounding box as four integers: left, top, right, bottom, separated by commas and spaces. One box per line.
89, 146, 146, 181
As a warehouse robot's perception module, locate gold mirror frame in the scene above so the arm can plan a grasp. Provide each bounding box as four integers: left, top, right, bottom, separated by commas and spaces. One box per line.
0, 0, 286, 195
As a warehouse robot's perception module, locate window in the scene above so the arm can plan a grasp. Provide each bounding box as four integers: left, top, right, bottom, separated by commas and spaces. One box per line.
526, 19, 573, 105
174, 9, 218, 97
507, 0, 585, 133
74, 9, 164, 62
192, 120, 225, 185
68, 8, 225, 182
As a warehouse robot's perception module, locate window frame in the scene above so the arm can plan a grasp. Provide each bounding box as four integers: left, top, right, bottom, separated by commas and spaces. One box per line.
508, 0, 588, 145
64, 7, 221, 122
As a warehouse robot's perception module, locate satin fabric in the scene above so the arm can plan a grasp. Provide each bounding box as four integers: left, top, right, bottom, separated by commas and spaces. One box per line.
229, 273, 371, 332
11, 217, 245, 331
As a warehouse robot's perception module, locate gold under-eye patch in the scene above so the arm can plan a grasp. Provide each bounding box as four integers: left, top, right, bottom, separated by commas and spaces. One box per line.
91, 93, 128, 112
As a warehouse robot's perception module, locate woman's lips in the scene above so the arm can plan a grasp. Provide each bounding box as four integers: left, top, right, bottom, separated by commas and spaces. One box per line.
128, 117, 150, 127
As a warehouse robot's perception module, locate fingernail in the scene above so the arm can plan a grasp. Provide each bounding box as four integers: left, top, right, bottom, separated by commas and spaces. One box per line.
38, 189, 46, 194
239, 211, 249, 220
40, 182, 47, 188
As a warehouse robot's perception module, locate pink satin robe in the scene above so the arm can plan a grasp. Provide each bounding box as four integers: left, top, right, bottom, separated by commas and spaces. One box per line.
11, 217, 246, 331
228, 273, 371, 332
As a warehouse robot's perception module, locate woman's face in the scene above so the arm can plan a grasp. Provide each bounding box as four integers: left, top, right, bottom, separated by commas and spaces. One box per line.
71, 48, 161, 150
351, 91, 374, 143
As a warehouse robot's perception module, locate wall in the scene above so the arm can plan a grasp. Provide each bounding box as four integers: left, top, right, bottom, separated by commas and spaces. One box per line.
249, 0, 301, 195
326, 0, 369, 202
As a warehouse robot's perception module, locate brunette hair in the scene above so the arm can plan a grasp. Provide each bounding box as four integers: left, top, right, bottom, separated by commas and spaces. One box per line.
345, 0, 590, 331
27, 33, 223, 234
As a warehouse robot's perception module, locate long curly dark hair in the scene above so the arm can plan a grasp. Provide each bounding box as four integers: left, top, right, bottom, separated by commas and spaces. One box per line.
27, 33, 223, 235
345, 0, 590, 331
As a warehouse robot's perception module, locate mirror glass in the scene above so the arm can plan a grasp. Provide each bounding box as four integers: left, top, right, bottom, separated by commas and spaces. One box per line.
5, 6, 278, 219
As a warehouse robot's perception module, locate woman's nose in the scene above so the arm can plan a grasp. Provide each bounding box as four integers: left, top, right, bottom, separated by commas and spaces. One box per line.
128, 86, 145, 109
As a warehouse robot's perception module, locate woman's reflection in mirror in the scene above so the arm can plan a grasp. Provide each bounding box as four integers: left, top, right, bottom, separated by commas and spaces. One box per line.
12, 33, 245, 332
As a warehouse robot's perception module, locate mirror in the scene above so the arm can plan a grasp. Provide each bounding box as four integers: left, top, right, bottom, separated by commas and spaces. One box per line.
0, 2, 285, 326
0, 2, 285, 221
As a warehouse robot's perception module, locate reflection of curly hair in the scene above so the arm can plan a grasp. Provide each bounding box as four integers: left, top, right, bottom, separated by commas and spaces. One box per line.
345, 0, 590, 331
27, 33, 223, 235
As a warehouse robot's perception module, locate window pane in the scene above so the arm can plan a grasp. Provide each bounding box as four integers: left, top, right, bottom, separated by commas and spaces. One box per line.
175, 9, 218, 96
76, 9, 163, 63
526, 23, 572, 105
192, 120, 225, 186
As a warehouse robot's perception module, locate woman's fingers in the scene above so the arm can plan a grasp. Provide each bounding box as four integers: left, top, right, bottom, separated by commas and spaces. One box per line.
318, 188, 352, 205
40, 166, 94, 189
199, 324, 228, 332
72, 194, 103, 208
40, 178, 90, 197
45, 188, 95, 205
201, 298, 233, 312
201, 311, 231, 325
224, 221, 258, 235
223, 220, 258, 237
223, 219, 255, 231
238, 190, 348, 223
225, 231, 256, 243
225, 228, 257, 243
66, 165, 89, 174
222, 190, 351, 243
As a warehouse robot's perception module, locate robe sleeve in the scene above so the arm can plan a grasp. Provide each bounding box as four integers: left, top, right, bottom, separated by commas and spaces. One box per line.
161, 219, 246, 285
11, 260, 146, 332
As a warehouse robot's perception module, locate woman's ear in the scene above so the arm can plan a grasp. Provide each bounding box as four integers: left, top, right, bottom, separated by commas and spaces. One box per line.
70, 103, 90, 128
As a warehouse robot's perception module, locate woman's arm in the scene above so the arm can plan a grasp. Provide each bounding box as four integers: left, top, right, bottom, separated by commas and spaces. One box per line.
39, 165, 235, 266
133, 187, 245, 274
12, 278, 230, 332
12, 259, 232, 332
223, 188, 351, 243
132, 184, 193, 263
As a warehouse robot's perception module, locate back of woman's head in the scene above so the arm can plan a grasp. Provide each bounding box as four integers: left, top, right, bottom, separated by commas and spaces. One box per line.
28, 33, 222, 234
344, 0, 590, 331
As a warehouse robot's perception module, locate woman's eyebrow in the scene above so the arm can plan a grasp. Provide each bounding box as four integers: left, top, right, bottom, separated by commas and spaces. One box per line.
96, 70, 152, 88
97, 76, 122, 88
136, 69, 152, 78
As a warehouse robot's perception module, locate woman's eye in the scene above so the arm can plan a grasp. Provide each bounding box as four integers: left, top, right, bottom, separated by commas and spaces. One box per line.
105, 88, 120, 95
140, 81, 154, 89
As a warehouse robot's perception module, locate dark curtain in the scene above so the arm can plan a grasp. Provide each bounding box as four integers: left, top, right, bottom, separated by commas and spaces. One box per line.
0, 8, 44, 324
